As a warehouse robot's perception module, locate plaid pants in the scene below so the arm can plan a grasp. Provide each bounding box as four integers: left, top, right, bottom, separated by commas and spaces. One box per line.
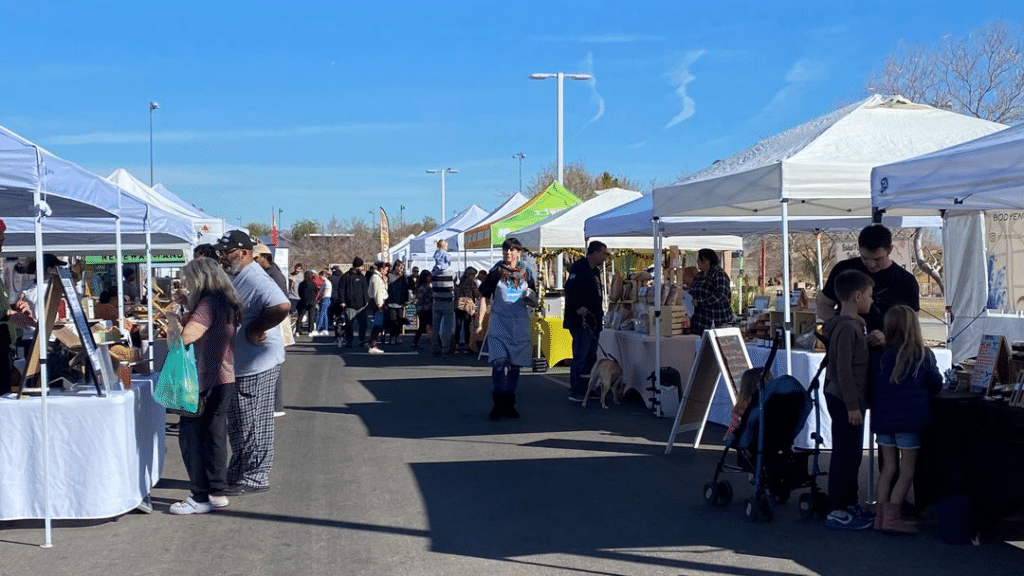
227, 365, 281, 488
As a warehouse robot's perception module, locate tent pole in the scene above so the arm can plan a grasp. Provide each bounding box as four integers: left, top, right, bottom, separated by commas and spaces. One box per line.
34, 150, 53, 548
781, 201, 793, 375
653, 217, 663, 417
146, 218, 155, 368
815, 230, 824, 289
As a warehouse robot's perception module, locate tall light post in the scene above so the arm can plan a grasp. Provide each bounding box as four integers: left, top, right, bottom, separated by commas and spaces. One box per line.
148, 101, 160, 186
529, 72, 591, 184
512, 152, 526, 193
425, 168, 457, 222
399, 204, 406, 226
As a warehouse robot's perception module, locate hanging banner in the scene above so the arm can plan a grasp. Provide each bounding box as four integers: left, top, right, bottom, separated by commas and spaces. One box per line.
380, 207, 391, 264
986, 211, 1024, 311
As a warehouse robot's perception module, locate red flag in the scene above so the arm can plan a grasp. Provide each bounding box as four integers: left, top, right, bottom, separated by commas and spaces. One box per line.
271, 209, 279, 246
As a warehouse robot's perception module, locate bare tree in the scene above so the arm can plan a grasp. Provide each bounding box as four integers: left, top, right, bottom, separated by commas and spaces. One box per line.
867, 19, 1024, 124
527, 161, 644, 200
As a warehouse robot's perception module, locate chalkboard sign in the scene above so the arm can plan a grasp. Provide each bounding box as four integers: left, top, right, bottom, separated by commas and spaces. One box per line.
665, 327, 752, 451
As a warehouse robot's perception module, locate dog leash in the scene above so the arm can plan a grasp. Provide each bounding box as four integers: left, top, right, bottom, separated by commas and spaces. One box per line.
581, 310, 619, 364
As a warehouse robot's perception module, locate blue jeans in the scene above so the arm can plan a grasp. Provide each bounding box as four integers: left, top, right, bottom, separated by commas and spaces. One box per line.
569, 326, 599, 397
315, 297, 332, 331
432, 301, 456, 354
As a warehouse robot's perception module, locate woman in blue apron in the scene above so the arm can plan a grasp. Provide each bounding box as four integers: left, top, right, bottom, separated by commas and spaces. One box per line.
477, 237, 537, 421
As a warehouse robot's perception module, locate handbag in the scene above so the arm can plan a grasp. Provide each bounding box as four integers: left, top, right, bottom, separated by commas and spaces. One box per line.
372, 309, 385, 328
456, 296, 476, 316
153, 338, 203, 417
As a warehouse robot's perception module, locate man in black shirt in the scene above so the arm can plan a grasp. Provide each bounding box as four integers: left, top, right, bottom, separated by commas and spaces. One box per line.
337, 257, 369, 347
564, 241, 609, 402
818, 224, 920, 346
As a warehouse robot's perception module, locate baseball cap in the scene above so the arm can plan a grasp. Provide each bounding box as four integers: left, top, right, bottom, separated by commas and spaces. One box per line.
251, 242, 272, 257
214, 230, 255, 251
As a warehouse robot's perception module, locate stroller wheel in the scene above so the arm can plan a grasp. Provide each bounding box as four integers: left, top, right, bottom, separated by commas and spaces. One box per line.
716, 481, 733, 506
744, 498, 759, 522
813, 491, 830, 519
798, 493, 815, 520
703, 482, 720, 506
758, 494, 775, 522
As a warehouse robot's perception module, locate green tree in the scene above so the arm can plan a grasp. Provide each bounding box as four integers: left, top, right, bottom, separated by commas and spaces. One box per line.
246, 222, 270, 236
290, 219, 320, 239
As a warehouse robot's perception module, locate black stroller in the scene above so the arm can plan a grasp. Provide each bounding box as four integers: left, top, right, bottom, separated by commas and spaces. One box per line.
702, 337, 829, 522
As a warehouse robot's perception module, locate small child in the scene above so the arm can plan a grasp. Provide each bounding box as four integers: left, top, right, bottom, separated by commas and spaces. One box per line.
433, 239, 451, 274
724, 368, 772, 442
871, 304, 942, 534
822, 269, 874, 530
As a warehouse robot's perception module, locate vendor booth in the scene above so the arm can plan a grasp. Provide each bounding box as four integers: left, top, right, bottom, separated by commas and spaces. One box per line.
408, 204, 489, 254
463, 182, 581, 250
871, 123, 1024, 535
2, 124, 189, 543
446, 193, 527, 252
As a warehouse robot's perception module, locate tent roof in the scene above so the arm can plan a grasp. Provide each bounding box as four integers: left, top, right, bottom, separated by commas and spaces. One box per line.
464, 182, 581, 249
515, 187, 643, 250
652, 95, 1007, 219
1, 125, 126, 219
441, 192, 528, 251
408, 204, 489, 253
872, 122, 1024, 212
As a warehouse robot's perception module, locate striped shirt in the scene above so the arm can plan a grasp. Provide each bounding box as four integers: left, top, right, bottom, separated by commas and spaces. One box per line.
431, 268, 455, 303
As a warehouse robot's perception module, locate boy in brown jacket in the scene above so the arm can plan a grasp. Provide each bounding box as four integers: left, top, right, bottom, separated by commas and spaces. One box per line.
822, 269, 874, 530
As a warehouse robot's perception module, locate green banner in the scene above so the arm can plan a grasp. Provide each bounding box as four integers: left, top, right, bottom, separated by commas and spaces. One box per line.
83, 253, 187, 265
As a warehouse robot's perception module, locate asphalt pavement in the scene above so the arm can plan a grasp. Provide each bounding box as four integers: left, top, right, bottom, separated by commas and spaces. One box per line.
2, 335, 1022, 576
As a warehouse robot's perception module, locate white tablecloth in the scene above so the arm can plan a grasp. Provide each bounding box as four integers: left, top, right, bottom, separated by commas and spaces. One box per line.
597, 330, 701, 416
745, 345, 954, 449
0, 374, 165, 520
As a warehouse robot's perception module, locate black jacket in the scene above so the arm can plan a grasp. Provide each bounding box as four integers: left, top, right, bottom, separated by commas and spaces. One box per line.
338, 268, 368, 309
563, 257, 602, 332
298, 279, 318, 306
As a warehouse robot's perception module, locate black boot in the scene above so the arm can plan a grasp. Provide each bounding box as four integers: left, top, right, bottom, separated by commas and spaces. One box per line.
502, 393, 520, 418
488, 392, 503, 421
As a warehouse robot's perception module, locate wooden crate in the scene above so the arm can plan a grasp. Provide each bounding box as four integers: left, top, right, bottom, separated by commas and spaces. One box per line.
647, 306, 689, 336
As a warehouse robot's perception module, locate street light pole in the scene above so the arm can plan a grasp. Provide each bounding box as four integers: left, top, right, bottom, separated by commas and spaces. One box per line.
399, 204, 406, 226
529, 72, 591, 184
426, 168, 458, 222
512, 152, 525, 193
149, 101, 160, 186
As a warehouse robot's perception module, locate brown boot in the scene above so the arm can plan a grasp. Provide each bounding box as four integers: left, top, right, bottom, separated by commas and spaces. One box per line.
881, 502, 918, 534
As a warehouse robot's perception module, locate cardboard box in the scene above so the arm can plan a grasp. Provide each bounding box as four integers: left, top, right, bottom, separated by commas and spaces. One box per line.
647, 306, 689, 337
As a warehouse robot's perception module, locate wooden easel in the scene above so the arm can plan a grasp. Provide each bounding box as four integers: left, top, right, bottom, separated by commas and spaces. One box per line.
665, 327, 752, 452
20, 270, 110, 397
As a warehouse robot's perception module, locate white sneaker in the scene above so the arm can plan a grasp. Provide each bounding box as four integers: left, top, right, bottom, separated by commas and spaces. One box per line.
368, 347, 384, 355
273, 411, 286, 417
208, 495, 229, 509
169, 497, 212, 515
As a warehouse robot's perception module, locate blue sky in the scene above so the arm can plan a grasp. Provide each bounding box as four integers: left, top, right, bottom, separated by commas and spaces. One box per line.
2, 1, 1020, 231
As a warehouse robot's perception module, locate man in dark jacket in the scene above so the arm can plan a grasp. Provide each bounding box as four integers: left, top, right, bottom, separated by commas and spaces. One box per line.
329, 265, 344, 336
337, 257, 368, 347
564, 241, 609, 402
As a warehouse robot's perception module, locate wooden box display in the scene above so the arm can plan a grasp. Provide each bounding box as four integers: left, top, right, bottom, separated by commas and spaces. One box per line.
647, 305, 689, 337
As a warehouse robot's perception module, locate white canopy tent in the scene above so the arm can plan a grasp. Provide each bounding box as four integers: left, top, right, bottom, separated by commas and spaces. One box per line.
109, 169, 226, 242
408, 204, 489, 254
445, 193, 528, 252
872, 123, 1024, 361
1, 125, 139, 547
651, 95, 1006, 375
515, 187, 644, 251
583, 194, 743, 251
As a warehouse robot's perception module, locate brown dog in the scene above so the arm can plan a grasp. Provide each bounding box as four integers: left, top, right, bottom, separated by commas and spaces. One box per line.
582, 358, 624, 409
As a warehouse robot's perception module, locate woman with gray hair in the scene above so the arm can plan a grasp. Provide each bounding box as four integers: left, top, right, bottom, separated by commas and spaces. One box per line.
166, 257, 243, 515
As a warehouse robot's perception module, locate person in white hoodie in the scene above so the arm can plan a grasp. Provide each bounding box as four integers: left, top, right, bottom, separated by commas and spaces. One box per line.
366, 261, 390, 354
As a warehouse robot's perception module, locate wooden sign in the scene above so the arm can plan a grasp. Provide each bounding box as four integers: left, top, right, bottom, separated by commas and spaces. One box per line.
971, 334, 1011, 395
665, 327, 753, 452
22, 270, 112, 397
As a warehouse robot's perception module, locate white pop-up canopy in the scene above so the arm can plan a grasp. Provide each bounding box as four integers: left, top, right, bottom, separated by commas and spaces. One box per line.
515, 187, 643, 251
583, 194, 742, 251
152, 183, 226, 238
652, 95, 1005, 219
408, 204, 489, 254
109, 169, 227, 241
444, 193, 528, 251
872, 123, 1024, 361
649, 95, 1006, 376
